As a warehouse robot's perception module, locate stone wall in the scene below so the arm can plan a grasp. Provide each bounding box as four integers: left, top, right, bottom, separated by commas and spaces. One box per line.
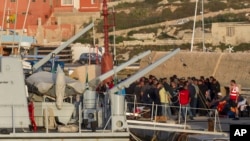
140, 51, 250, 88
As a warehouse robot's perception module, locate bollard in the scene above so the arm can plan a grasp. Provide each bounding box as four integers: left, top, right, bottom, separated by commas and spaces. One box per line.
208, 118, 214, 131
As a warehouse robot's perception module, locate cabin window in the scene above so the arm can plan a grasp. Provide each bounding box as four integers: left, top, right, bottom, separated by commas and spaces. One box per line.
226, 27, 235, 37
62, 0, 73, 5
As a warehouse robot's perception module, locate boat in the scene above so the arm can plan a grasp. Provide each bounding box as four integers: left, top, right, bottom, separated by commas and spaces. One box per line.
0, 44, 183, 140
0, 1, 232, 141
0, 44, 233, 141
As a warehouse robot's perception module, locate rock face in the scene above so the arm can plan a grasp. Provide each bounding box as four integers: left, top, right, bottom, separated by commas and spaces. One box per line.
140, 51, 250, 88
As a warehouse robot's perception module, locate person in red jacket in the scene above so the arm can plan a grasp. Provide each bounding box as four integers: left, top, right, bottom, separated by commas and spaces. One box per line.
178, 81, 194, 121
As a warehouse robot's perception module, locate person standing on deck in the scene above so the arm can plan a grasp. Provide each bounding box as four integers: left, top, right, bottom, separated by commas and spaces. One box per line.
159, 82, 172, 119
229, 80, 240, 120
178, 81, 194, 120
211, 78, 221, 101
197, 79, 209, 116
187, 78, 197, 117
192, 78, 200, 116
170, 81, 180, 116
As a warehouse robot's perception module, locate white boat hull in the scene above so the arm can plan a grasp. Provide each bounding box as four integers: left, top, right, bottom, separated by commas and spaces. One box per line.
0, 132, 129, 141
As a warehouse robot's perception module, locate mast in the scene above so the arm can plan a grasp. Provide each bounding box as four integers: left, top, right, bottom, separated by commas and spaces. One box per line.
6, 8, 11, 35
0, 0, 8, 56
190, 0, 198, 52
201, 0, 206, 52
101, 0, 114, 83
18, 0, 31, 54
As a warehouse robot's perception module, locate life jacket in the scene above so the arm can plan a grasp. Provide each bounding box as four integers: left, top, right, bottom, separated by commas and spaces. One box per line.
230, 86, 238, 101
217, 100, 226, 112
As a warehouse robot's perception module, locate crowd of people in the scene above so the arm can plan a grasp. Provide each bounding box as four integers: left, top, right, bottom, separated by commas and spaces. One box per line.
118, 74, 244, 120
95, 73, 245, 121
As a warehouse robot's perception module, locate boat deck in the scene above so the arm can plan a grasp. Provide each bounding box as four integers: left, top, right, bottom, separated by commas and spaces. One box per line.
127, 115, 250, 141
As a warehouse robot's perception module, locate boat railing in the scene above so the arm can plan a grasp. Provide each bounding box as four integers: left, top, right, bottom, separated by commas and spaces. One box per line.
0, 103, 85, 134
1, 96, 223, 135
124, 95, 224, 134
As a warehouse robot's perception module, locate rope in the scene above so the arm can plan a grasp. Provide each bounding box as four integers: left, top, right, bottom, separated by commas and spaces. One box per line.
151, 131, 159, 141
168, 132, 179, 141
129, 131, 142, 141
177, 133, 188, 141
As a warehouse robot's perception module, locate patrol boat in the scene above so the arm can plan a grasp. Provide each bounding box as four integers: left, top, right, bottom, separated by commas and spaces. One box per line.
0, 33, 188, 141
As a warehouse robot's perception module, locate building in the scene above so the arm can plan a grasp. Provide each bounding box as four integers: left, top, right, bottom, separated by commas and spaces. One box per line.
0, 0, 102, 30
212, 22, 250, 46
0, 0, 103, 45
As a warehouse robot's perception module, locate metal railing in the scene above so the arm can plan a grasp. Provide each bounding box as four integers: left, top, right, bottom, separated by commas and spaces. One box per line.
124, 95, 224, 133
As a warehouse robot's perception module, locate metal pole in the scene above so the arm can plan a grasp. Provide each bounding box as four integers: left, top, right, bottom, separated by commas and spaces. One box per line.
78, 103, 81, 133
214, 109, 217, 132
12, 105, 15, 133
151, 102, 154, 121
93, 17, 95, 47
133, 95, 136, 114
6, 8, 10, 35
12, 0, 19, 54
102, 0, 109, 53
201, 0, 206, 52
184, 106, 187, 129
46, 106, 48, 133
109, 48, 180, 93
155, 105, 158, 123
0, 0, 8, 52
51, 53, 56, 73
113, 7, 116, 66
1, 0, 7, 30
89, 50, 151, 88
18, 0, 31, 54
190, 0, 199, 52
178, 105, 181, 124
32, 23, 94, 72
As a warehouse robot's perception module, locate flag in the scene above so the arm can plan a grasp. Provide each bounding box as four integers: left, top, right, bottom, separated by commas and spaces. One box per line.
7, 14, 16, 24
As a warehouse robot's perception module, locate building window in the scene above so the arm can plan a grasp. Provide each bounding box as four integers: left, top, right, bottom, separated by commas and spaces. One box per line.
91, 0, 96, 4
62, 0, 73, 5
226, 27, 235, 37
10, 0, 16, 2
32, 0, 36, 2
44, 0, 46, 2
